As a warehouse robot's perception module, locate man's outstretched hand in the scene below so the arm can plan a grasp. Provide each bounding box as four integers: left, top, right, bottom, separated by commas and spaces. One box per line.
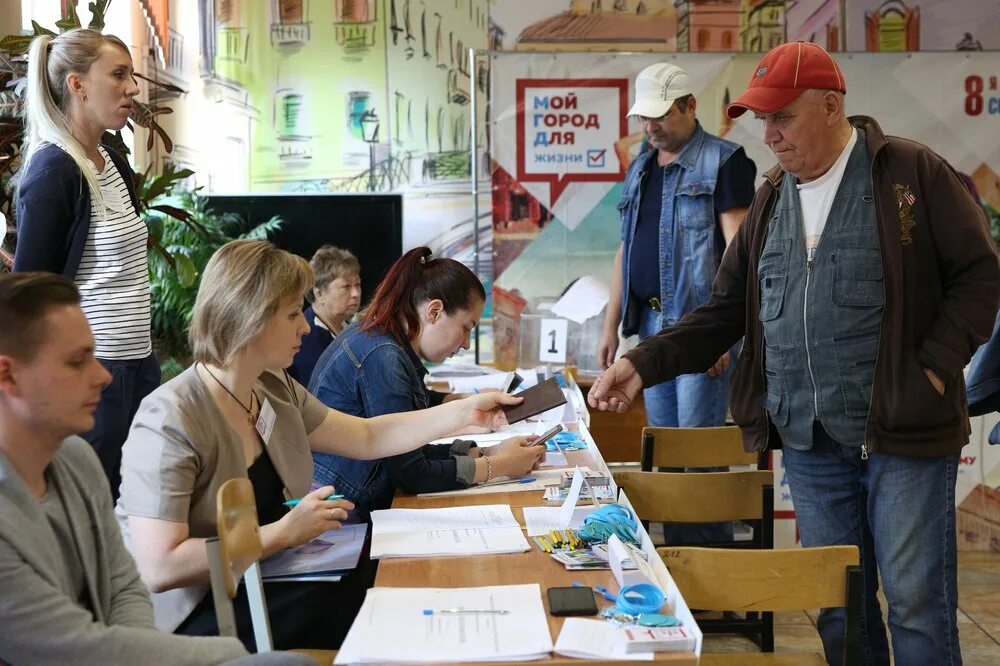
587, 358, 644, 413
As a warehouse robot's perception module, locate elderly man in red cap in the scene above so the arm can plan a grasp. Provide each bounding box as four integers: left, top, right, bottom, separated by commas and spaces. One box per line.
589, 41, 998, 665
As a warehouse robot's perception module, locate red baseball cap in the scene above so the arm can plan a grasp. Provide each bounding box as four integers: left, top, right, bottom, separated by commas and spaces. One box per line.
727, 41, 846, 119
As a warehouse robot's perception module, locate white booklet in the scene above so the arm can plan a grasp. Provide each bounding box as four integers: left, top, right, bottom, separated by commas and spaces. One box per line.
554, 618, 653, 661
369, 504, 530, 558
335, 584, 553, 664
259, 523, 366, 582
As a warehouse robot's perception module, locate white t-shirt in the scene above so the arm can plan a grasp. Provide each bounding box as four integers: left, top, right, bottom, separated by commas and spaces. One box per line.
796, 128, 858, 263
74, 146, 152, 360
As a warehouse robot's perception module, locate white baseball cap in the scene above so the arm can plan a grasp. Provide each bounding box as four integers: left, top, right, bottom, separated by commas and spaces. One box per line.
627, 63, 692, 118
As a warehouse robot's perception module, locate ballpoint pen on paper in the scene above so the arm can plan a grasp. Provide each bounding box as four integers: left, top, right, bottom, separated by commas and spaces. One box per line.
423, 609, 510, 615
283, 494, 345, 508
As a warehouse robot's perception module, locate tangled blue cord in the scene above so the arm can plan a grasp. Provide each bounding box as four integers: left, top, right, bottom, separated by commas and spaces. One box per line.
575, 503, 640, 546
615, 583, 666, 615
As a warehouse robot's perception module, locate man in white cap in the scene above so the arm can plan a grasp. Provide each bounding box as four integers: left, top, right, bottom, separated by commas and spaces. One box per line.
598, 63, 756, 543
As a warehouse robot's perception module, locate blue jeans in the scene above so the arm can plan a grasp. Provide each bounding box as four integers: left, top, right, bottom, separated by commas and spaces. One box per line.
782, 427, 961, 666
82, 353, 161, 500
638, 306, 733, 544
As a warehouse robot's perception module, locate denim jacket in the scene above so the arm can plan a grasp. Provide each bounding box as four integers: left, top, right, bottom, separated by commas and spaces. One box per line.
309, 325, 475, 514
617, 122, 741, 336
967, 314, 1000, 444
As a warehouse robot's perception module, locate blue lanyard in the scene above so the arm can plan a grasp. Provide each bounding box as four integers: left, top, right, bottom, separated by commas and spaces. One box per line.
614, 583, 665, 615
576, 503, 640, 545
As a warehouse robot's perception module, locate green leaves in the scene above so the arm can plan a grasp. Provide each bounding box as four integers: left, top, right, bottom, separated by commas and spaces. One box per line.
88, 0, 111, 32
144, 187, 285, 364
0, 35, 33, 55
173, 251, 197, 288
56, 2, 82, 33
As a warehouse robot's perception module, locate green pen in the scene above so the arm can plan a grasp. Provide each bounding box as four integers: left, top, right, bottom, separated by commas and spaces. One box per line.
283, 494, 345, 508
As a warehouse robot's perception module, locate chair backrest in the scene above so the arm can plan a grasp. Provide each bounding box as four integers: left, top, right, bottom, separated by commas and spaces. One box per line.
658, 545, 860, 612
615, 470, 773, 523
661, 546, 862, 665
207, 477, 272, 652
641, 426, 760, 470
215, 477, 264, 598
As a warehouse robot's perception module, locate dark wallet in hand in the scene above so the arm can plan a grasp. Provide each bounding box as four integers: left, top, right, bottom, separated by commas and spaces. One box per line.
502, 377, 567, 425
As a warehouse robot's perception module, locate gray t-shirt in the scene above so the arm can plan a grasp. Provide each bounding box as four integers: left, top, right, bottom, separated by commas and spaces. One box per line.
40, 470, 90, 613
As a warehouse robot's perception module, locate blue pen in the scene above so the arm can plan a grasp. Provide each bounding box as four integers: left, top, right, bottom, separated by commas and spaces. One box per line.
283, 494, 345, 508
481, 476, 535, 488
573, 581, 617, 602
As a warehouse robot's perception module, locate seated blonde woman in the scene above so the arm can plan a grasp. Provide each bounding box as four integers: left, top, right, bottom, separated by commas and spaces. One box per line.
115, 240, 518, 651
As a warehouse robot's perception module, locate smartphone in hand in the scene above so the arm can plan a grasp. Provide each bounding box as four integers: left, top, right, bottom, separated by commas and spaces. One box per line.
532, 423, 564, 446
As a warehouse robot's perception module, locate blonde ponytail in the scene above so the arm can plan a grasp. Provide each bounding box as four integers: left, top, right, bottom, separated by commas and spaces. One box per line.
20, 29, 131, 214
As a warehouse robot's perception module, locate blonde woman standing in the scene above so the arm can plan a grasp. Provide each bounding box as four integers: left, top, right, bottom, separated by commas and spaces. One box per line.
14, 29, 157, 500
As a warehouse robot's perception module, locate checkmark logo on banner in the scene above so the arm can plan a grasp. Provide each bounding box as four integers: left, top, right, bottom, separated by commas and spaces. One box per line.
587, 149, 606, 168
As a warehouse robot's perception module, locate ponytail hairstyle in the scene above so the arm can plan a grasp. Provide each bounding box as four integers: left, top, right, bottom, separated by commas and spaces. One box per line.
361, 247, 486, 344
19, 29, 131, 213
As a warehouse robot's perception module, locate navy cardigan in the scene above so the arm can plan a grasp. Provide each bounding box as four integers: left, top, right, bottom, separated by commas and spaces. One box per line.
14, 143, 140, 278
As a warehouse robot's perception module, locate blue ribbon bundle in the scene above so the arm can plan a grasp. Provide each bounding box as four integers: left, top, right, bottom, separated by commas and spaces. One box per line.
575, 503, 640, 546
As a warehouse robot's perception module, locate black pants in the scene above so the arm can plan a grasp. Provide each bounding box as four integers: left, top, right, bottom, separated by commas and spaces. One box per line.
83, 353, 160, 500
177, 556, 378, 652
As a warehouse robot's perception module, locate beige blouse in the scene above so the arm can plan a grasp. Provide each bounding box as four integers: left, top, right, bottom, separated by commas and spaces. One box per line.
115, 366, 328, 632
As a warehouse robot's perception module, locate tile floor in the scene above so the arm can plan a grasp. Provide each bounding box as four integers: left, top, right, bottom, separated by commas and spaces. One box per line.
700, 552, 1000, 665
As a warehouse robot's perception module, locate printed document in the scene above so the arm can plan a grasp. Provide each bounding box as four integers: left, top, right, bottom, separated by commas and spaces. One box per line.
370, 504, 530, 558
335, 584, 553, 664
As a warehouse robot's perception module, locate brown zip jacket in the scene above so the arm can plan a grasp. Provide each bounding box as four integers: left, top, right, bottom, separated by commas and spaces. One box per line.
624, 115, 1000, 458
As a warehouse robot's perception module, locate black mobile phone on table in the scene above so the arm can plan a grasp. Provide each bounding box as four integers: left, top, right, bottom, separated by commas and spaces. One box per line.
547, 586, 599, 617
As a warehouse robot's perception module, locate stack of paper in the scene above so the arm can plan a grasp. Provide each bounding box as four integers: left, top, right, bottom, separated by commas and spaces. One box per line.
417, 467, 589, 498
554, 618, 653, 661
427, 420, 557, 447
447, 373, 510, 393
369, 504, 530, 558
259, 523, 366, 582
426, 362, 502, 379
335, 584, 554, 664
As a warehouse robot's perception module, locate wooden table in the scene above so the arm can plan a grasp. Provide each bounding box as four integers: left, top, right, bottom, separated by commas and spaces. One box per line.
374, 439, 698, 663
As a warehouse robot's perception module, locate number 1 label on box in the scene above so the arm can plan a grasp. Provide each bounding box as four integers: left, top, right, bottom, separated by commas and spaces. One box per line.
539, 318, 568, 363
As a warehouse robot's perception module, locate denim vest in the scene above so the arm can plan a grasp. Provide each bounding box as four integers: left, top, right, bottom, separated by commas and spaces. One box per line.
617, 122, 741, 336
760, 132, 884, 449
310, 326, 431, 512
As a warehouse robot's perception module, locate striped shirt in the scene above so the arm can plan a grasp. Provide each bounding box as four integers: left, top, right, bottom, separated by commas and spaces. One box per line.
74, 146, 152, 360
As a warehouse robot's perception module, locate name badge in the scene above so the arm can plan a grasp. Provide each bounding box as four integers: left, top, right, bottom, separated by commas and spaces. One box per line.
255, 397, 277, 445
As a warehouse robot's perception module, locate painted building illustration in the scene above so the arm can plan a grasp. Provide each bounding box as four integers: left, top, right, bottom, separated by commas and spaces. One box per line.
514, 0, 679, 52
785, 0, 843, 51
147, 0, 489, 197
741, 0, 787, 52
674, 0, 742, 52
863, 0, 919, 51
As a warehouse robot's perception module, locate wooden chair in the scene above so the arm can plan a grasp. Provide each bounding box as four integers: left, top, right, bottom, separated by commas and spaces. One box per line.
207, 477, 273, 653
208, 479, 339, 664
641, 425, 765, 471
658, 546, 862, 665
615, 470, 775, 650
614, 470, 774, 549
